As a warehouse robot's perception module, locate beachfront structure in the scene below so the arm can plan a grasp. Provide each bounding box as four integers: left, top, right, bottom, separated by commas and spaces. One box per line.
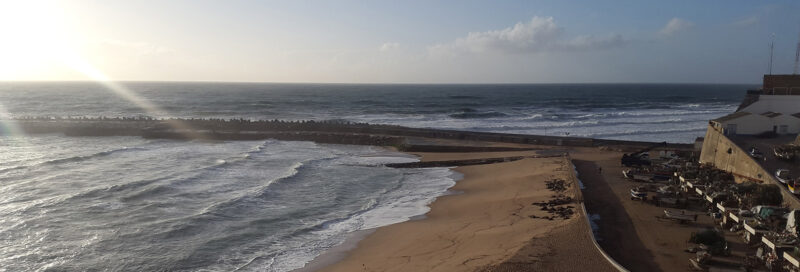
710, 75, 800, 136
700, 74, 800, 209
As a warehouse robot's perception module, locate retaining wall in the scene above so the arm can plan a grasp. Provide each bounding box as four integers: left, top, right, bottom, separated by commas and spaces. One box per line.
566, 155, 628, 272
699, 124, 800, 209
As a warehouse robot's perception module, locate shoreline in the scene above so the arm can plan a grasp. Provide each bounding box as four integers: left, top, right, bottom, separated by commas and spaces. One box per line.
305, 148, 616, 272
293, 229, 377, 272
294, 187, 468, 272
294, 150, 468, 272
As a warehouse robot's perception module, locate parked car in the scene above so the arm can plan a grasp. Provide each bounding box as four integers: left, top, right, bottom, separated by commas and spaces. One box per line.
774, 145, 797, 161
776, 169, 791, 184
749, 147, 765, 160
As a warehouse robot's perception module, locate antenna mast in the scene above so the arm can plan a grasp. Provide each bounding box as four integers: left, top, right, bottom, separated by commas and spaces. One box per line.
794, 31, 800, 75
769, 33, 775, 75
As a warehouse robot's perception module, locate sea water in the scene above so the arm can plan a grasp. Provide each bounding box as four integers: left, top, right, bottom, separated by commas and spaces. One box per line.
0, 82, 748, 271
0, 135, 456, 271
0, 82, 747, 143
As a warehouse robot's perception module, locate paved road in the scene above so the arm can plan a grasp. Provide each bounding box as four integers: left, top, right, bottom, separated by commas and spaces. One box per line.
730, 134, 800, 200
573, 149, 750, 271
572, 157, 661, 272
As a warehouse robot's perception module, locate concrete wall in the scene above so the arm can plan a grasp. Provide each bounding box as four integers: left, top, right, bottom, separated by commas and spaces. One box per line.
771, 114, 800, 134
721, 113, 772, 135
700, 124, 770, 182
699, 124, 800, 209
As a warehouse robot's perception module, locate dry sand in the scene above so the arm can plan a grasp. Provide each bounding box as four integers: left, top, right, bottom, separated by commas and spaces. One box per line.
317, 150, 616, 272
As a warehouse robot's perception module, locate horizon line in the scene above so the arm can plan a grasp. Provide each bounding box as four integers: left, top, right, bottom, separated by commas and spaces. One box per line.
0, 79, 762, 85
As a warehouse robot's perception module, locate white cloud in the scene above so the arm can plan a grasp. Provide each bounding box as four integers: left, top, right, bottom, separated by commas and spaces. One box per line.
429, 16, 625, 56
379, 42, 400, 52
659, 18, 694, 36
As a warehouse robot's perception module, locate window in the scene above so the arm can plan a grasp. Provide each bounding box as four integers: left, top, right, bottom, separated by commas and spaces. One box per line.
725, 124, 737, 135
779, 125, 788, 134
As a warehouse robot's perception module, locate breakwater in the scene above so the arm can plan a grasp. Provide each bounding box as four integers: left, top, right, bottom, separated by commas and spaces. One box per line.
385, 154, 565, 168
7, 117, 694, 150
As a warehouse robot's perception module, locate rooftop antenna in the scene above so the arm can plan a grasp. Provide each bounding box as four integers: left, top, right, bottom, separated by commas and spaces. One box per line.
794, 30, 800, 75
769, 33, 775, 75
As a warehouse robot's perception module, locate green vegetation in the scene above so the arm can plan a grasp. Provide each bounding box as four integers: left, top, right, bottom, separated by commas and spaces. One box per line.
733, 182, 783, 207
689, 229, 728, 255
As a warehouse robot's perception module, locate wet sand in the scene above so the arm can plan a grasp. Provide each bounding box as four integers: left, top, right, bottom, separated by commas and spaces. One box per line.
316, 150, 616, 272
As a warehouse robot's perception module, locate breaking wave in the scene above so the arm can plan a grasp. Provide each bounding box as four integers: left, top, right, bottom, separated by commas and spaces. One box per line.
42, 147, 147, 166
0, 147, 147, 175
449, 110, 508, 119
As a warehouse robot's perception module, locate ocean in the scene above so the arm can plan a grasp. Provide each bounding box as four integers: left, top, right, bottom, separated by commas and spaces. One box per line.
0, 82, 748, 271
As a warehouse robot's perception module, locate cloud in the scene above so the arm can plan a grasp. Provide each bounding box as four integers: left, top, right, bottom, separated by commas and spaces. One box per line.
429, 16, 625, 56
379, 42, 400, 52
659, 18, 694, 36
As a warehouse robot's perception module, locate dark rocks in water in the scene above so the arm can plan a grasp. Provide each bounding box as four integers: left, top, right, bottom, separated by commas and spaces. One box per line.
11, 117, 694, 150
388, 156, 527, 168
398, 145, 536, 153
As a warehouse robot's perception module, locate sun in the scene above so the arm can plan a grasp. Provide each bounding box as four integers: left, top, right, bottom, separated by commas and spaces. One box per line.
0, 0, 77, 80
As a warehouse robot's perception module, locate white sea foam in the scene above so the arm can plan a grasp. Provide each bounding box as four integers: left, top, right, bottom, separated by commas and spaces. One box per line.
0, 82, 749, 271
263, 162, 460, 272
0, 135, 464, 272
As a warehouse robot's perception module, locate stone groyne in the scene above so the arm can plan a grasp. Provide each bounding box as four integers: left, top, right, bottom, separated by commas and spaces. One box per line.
7, 117, 694, 150
142, 130, 405, 147
398, 145, 537, 153
385, 154, 565, 168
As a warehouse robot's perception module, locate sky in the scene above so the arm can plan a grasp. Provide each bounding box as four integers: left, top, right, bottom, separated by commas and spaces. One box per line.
1, 0, 799, 84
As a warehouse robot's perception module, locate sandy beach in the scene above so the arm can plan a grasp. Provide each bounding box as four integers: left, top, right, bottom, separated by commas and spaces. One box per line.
316, 149, 616, 272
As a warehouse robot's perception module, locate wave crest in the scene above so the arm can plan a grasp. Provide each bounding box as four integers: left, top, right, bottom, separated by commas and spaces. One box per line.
449, 111, 507, 119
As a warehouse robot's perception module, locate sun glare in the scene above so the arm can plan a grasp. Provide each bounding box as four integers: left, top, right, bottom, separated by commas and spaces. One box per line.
0, 0, 75, 80
0, 1, 197, 136
0, 106, 24, 137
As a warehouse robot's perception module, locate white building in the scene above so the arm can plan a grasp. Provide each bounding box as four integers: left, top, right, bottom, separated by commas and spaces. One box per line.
710, 75, 800, 136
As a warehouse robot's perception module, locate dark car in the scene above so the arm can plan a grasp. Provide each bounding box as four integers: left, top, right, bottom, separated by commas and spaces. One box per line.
749, 147, 765, 160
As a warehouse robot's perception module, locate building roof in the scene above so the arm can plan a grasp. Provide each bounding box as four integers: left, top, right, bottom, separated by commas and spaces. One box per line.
713, 111, 752, 123
740, 95, 800, 114
761, 111, 783, 118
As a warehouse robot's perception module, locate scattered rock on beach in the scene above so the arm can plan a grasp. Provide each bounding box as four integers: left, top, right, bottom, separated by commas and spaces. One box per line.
531, 193, 575, 220
545, 179, 570, 193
